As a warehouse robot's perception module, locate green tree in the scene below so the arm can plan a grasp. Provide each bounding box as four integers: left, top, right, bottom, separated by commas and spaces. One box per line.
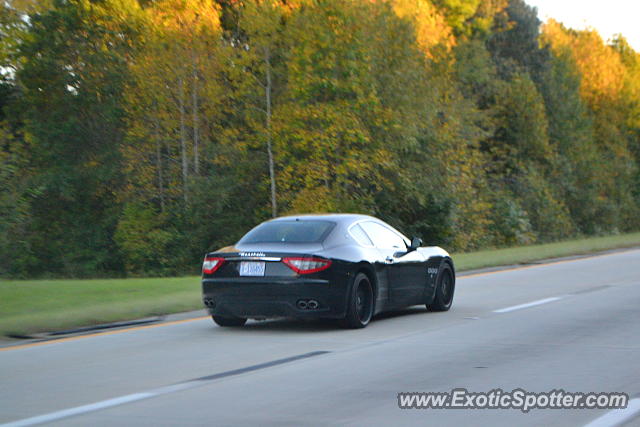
487, 0, 549, 82
490, 72, 574, 241
539, 49, 603, 234
0, 123, 35, 276
119, 0, 245, 273
14, 0, 145, 276
611, 36, 640, 227
543, 21, 638, 232
274, 0, 394, 214
125, 0, 223, 205
231, 0, 292, 218
431, 0, 480, 34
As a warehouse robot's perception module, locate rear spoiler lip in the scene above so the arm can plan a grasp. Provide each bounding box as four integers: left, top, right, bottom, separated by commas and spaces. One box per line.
205, 252, 331, 262
222, 256, 282, 262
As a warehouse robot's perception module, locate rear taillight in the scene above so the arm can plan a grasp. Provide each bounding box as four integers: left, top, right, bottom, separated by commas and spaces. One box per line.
202, 256, 224, 274
282, 257, 332, 274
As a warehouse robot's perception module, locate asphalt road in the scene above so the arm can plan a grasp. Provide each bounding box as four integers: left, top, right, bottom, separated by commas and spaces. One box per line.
2, 249, 640, 427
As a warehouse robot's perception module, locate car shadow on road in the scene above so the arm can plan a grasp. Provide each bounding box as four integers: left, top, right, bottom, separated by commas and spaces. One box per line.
213, 306, 431, 333
238, 318, 342, 332
373, 306, 430, 321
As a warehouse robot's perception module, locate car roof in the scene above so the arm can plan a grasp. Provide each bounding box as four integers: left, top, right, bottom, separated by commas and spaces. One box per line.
257, 213, 411, 247
269, 213, 377, 225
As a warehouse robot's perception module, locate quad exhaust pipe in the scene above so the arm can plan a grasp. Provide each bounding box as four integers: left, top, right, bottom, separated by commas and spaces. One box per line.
297, 299, 319, 310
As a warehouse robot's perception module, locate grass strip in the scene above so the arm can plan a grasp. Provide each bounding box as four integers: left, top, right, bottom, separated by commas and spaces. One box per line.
2, 232, 639, 337
454, 232, 640, 271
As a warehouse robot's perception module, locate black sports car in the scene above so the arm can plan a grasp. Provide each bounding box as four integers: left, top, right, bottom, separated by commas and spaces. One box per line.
201, 214, 455, 328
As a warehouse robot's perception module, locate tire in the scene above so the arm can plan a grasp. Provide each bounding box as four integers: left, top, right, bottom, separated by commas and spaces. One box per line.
343, 273, 374, 329
427, 264, 454, 312
212, 315, 247, 327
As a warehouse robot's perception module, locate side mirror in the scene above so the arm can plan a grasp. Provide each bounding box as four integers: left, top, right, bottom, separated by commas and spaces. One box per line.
408, 236, 423, 251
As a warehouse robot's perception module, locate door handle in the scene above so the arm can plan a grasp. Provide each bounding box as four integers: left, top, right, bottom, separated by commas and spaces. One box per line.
385, 256, 395, 264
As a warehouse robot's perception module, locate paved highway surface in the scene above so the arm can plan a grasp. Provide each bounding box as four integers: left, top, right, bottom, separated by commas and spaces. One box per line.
2, 250, 640, 426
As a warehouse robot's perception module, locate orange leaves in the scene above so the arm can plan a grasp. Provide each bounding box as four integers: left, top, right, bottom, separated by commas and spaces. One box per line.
390, 0, 455, 57
273, 102, 390, 214
151, 0, 221, 32
542, 19, 625, 109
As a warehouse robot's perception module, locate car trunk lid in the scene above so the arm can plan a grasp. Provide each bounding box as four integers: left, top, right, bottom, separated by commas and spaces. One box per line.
204, 243, 328, 277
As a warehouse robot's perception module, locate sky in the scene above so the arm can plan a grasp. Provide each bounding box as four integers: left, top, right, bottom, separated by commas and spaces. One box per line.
526, 0, 640, 51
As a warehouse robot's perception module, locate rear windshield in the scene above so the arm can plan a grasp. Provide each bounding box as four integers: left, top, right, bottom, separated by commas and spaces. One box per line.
238, 220, 335, 244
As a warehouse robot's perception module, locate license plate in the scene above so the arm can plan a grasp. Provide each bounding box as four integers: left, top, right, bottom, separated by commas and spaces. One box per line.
239, 261, 265, 276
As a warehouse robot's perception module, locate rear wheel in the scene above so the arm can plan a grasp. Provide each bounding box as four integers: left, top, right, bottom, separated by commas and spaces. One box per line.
427, 264, 454, 312
343, 273, 374, 329
212, 315, 247, 327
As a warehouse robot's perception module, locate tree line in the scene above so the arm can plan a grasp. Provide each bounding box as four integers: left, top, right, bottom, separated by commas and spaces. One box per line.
1, 0, 639, 277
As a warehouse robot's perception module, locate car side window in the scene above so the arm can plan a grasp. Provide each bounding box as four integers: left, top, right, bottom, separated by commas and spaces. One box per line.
349, 224, 374, 246
360, 221, 406, 249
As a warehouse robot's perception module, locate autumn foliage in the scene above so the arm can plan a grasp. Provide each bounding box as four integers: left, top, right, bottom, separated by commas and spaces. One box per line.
1, 0, 639, 276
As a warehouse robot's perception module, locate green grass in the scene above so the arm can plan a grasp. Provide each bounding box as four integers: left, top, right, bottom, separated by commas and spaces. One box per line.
454, 232, 640, 271
2, 232, 640, 337
0, 276, 202, 337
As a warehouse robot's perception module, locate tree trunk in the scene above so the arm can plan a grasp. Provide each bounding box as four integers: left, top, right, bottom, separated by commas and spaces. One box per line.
192, 54, 200, 176
179, 76, 188, 203
265, 46, 277, 218
154, 114, 165, 213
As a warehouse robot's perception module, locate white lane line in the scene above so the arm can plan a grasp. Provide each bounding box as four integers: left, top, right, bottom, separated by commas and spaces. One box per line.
493, 296, 564, 313
0, 393, 155, 427
0, 351, 328, 427
583, 398, 640, 427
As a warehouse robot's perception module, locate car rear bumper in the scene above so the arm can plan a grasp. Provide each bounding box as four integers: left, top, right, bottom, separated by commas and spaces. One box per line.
202, 277, 349, 319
